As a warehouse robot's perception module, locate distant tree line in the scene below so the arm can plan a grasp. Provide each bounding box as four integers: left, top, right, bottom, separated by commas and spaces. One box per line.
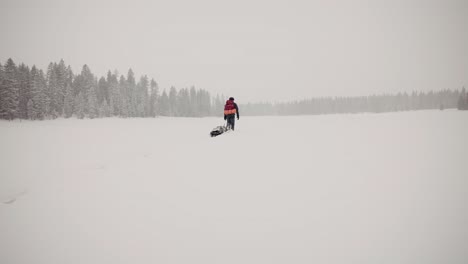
457, 87, 468, 110
242, 89, 463, 116
0, 58, 465, 120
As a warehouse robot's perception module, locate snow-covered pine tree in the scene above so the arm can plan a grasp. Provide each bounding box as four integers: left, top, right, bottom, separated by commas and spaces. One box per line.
46, 62, 59, 118
66, 65, 74, 87
119, 75, 129, 117
189, 86, 198, 117
28, 66, 40, 120
88, 85, 99, 119
35, 69, 48, 120
26, 99, 35, 119
178, 88, 190, 117
74, 92, 86, 119
107, 71, 120, 116
0, 59, 19, 120
102, 99, 112, 117
55, 59, 68, 115
136, 75, 149, 117
97, 76, 108, 106
0, 62, 3, 118
17, 63, 32, 119
127, 69, 137, 117
81, 65, 96, 116
0, 62, 3, 115
169, 86, 178, 116
142, 76, 150, 117
159, 89, 170, 116
63, 83, 74, 118
458, 87, 467, 110
149, 79, 159, 117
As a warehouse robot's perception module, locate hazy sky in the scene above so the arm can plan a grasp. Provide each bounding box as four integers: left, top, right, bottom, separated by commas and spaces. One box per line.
1, 0, 467, 102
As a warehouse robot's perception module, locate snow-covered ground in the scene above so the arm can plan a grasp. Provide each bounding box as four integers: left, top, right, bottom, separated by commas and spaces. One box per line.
1, 110, 468, 264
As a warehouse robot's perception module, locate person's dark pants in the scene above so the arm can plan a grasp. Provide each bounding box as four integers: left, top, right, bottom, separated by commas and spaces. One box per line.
226, 115, 235, 130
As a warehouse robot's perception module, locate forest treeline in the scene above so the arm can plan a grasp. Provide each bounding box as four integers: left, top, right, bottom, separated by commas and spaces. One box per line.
0, 58, 466, 120
243, 88, 466, 116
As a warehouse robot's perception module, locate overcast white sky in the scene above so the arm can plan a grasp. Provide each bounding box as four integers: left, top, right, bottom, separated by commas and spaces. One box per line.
1, 0, 467, 102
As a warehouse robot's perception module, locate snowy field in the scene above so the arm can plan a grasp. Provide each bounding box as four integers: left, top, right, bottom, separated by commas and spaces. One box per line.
1, 110, 468, 264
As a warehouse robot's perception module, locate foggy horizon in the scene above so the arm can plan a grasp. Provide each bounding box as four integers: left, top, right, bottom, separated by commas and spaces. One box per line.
2, 0, 467, 102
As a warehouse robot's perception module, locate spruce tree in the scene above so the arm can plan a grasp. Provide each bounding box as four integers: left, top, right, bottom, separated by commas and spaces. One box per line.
136, 75, 149, 117
119, 75, 129, 117
178, 88, 190, 116
97, 76, 108, 105
159, 89, 170, 116
127, 69, 137, 117
46, 62, 59, 117
107, 71, 120, 116
75, 92, 86, 119
149, 79, 159, 117
36, 69, 48, 119
458, 87, 466, 110
0, 59, 19, 120
63, 83, 74, 118
0, 62, 4, 118
29, 66, 40, 119
88, 86, 99, 118
79, 64, 96, 116
17, 63, 31, 119
169, 86, 178, 116
189, 86, 198, 117
55, 59, 67, 115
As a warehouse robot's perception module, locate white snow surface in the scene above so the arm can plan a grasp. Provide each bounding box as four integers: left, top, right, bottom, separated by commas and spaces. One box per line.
1, 110, 468, 264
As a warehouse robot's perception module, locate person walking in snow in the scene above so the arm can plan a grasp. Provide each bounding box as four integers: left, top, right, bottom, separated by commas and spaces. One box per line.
224, 97, 239, 131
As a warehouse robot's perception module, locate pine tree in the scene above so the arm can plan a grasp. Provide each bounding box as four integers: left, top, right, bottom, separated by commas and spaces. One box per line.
189, 86, 198, 117
100, 99, 112, 117
97, 76, 108, 106
169, 86, 178, 116
458, 87, 466, 110
63, 83, 74, 118
136, 75, 149, 117
34, 68, 48, 120
29, 66, 41, 119
0, 62, 4, 118
17, 63, 31, 119
46, 62, 59, 118
178, 88, 190, 116
149, 79, 159, 117
119, 75, 129, 117
88, 86, 99, 118
75, 92, 86, 119
78, 64, 96, 117
26, 99, 35, 119
127, 69, 137, 117
159, 89, 170, 116
55, 59, 68, 115
0, 58, 19, 120
107, 71, 120, 116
